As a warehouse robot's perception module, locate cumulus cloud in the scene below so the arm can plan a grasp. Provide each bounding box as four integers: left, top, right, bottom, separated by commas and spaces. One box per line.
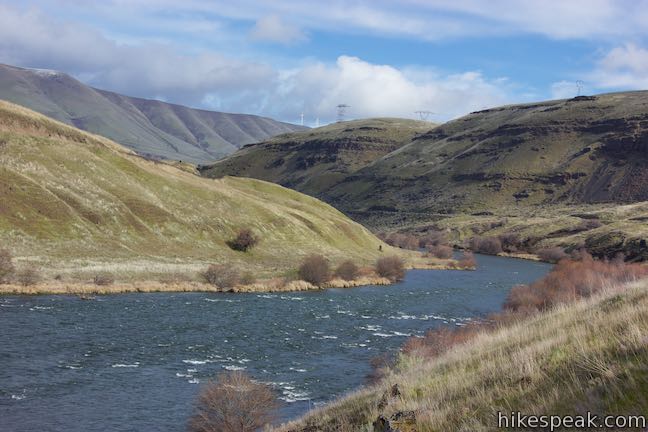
0, 3, 519, 123
249, 15, 307, 45
254, 56, 515, 124
589, 43, 648, 90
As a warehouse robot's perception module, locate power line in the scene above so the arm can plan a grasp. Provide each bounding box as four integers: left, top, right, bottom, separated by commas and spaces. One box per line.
336, 104, 350, 122
414, 110, 435, 121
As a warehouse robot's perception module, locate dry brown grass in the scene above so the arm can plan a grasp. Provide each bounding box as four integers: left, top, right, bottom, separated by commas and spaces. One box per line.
275, 278, 648, 431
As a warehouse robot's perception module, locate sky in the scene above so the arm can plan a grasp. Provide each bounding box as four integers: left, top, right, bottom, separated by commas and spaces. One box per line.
1, 0, 648, 125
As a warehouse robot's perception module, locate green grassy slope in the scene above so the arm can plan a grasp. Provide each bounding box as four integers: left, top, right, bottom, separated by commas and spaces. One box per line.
278, 280, 648, 431
324, 92, 648, 220
199, 118, 433, 197
0, 63, 305, 164
0, 101, 394, 279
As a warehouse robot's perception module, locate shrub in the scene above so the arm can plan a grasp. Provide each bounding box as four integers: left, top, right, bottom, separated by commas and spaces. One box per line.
202, 265, 240, 289
457, 251, 477, 269
0, 248, 15, 284
426, 244, 453, 259
418, 230, 448, 248
227, 228, 259, 252
375, 256, 405, 282
498, 233, 522, 252
470, 236, 503, 255
93, 273, 115, 286
537, 247, 567, 263
504, 251, 648, 313
188, 371, 277, 432
385, 233, 418, 250
575, 219, 603, 231
298, 255, 330, 285
402, 323, 484, 359
15, 268, 41, 286
335, 261, 360, 281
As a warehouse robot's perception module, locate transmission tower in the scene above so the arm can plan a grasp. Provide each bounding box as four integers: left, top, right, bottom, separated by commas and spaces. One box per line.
336, 104, 350, 122
300, 112, 304, 126
414, 110, 435, 121
575, 80, 584, 96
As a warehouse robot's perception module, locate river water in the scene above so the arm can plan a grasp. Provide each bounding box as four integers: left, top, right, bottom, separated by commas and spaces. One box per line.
0, 254, 550, 432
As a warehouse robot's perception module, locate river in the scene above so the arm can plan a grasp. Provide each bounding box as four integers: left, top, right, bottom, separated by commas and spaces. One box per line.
0, 254, 551, 432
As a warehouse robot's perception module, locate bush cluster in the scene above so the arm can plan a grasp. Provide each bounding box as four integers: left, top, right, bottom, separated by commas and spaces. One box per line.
189, 371, 277, 432
334, 260, 360, 281
0, 249, 15, 284
426, 244, 453, 259
470, 236, 503, 255
93, 273, 115, 286
298, 255, 330, 286
227, 228, 259, 252
375, 256, 405, 282
202, 264, 240, 289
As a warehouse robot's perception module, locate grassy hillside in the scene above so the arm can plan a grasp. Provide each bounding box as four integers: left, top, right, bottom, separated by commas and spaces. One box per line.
199, 118, 433, 197
203, 91, 648, 260
277, 279, 648, 431
324, 92, 648, 220
0, 100, 400, 281
0, 63, 305, 164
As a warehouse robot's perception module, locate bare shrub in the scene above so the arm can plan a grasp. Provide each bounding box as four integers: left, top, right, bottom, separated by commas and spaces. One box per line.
367, 353, 395, 384
0, 248, 14, 284
470, 236, 503, 255
93, 273, 115, 286
376, 256, 405, 282
202, 265, 240, 289
298, 255, 330, 286
335, 261, 360, 281
385, 233, 418, 250
498, 233, 522, 252
227, 228, 259, 252
402, 322, 484, 359
426, 244, 453, 259
419, 230, 447, 248
537, 247, 567, 263
457, 251, 477, 269
16, 268, 41, 286
504, 252, 648, 313
188, 371, 278, 432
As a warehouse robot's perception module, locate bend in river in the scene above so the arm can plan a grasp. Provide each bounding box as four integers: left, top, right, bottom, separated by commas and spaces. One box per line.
0, 255, 551, 432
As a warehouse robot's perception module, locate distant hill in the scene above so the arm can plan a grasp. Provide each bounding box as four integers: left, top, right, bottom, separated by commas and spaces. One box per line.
0, 100, 391, 279
202, 91, 648, 259
324, 91, 648, 223
199, 118, 434, 197
0, 63, 305, 164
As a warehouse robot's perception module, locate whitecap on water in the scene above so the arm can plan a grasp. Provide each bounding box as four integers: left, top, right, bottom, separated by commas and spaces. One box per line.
223, 365, 246, 371
111, 362, 140, 368
182, 359, 208, 365
188, 378, 200, 384
289, 367, 307, 373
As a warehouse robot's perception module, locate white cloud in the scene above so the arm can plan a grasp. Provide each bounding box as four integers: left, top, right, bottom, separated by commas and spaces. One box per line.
0, 4, 275, 106
255, 56, 516, 123
249, 15, 306, 45
589, 43, 648, 90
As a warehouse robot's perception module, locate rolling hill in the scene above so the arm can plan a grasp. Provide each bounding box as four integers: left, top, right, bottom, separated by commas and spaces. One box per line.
0, 63, 305, 164
202, 91, 648, 260
0, 100, 395, 281
199, 118, 434, 197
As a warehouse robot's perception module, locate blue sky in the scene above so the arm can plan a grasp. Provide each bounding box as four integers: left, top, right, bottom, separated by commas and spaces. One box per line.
1, 1, 647, 124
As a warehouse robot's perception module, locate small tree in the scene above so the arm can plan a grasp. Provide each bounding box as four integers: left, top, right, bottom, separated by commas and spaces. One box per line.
188, 371, 278, 432
470, 236, 503, 255
298, 255, 330, 285
227, 229, 259, 252
426, 244, 453, 259
375, 256, 405, 282
335, 260, 360, 281
202, 265, 240, 289
0, 249, 15, 284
